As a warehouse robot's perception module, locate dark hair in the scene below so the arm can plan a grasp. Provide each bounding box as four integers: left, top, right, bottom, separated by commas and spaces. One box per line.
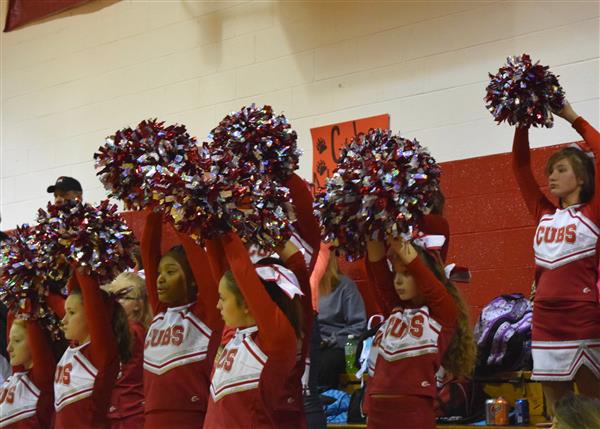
162, 245, 196, 302
70, 287, 132, 363
413, 246, 476, 377
222, 257, 304, 339
132, 245, 143, 271
429, 190, 446, 215
554, 393, 600, 429
546, 147, 595, 204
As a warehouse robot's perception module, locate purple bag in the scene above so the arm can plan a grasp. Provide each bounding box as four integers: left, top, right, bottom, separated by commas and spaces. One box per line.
473, 294, 533, 375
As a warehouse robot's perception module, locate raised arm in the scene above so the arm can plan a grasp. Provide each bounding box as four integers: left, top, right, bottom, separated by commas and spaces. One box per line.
389, 240, 458, 329
177, 232, 223, 331
572, 117, 600, 153
74, 270, 118, 370
279, 243, 313, 338
570, 114, 600, 215
27, 319, 56, 390
365, 239, 401, 317
27, 291, 65, 384
219, 233, 297, 357
140, 210, 164, 314
512, 127, 553, 219
46, 291, 66, 320
284, 173, 321, 272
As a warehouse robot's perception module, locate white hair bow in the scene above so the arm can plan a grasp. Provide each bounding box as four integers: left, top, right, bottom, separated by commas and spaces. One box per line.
255, 264, 304, 299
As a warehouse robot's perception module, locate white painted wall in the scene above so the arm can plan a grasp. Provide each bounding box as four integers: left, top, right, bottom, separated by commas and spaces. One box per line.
1, 0, 598, 229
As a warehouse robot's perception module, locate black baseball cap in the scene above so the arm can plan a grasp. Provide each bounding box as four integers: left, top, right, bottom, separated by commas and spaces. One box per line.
47, 176, 82, 193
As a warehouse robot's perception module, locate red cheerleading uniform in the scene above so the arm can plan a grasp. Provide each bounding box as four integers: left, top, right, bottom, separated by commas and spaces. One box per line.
0, 321, 56, 429
364, 256, 458, 429
141, 211, 223, 429
512, 117, 600, 381
54, 270, 120, 429
203, 233, 303, 429
226, 173, 318, 429
108, 321, 146, 429
273, 173, 320, 429
1, 294, 64, 429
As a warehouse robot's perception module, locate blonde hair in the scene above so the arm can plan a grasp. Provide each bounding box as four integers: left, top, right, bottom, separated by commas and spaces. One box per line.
108, 272, 153, 329
318, 254, 341, 296
442, 281, 477, 377
554, 393, 600, 429
12, 318, 27, 328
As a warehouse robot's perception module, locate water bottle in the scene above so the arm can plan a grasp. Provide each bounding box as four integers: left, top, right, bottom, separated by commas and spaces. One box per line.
344, 334, 358, 375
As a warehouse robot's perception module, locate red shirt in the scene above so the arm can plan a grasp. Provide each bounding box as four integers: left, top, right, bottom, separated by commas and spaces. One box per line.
140, 212, 223, 427
54, 271, 120, 429
512, 117, 600, 303
365, 257, 457, 402
108, 321, 145, 422
0, 319, 57, 429
203, 233, 301, 429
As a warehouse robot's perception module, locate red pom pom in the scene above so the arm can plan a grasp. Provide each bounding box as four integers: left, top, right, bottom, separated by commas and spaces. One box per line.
36, 200, 137, 284
208, 104, 301, 180
314, 129, 441, 260
1, 226, 66, 340
95, 119, 200, 210
485, 54, 565, 128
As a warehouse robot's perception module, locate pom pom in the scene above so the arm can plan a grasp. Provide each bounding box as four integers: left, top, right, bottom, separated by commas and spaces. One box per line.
165, 140, 294, 252
36, 200, 137, 284
207, 104, 301, 180
155, 105, 298, 251
0, 227, 66, 340
94, 119, 201, 210
314, 129, 441, 260
485, 54, 565, 128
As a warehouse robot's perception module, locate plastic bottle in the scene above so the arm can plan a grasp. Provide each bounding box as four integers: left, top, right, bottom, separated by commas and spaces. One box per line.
344, 334, 358, 375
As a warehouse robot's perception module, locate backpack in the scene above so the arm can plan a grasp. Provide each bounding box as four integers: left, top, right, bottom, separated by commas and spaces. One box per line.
473, 294, 533, 375
434, 367, 486, 424
321, 389, 350, 423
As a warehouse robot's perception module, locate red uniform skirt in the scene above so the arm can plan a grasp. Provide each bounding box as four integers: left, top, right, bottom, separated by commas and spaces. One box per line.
144, 410, 204, 429
109, 413, 144, 429
366, 395, 435, 429
531, 301, 600, 381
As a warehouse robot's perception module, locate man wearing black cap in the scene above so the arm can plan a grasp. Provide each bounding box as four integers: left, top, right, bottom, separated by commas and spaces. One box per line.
47, 176, 83, 206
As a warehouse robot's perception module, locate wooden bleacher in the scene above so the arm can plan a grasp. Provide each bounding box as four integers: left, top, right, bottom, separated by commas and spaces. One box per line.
327, 371, 550, 428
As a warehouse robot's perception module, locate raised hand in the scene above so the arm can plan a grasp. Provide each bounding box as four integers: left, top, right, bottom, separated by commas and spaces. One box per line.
553, 100, 579, 124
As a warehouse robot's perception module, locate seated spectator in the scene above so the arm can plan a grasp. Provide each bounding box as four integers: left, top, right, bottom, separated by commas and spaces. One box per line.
552, 393, 600, 429
317, 254, 367, 388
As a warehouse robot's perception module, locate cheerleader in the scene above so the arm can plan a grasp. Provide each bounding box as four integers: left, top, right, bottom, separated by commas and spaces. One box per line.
282, 173, 323, 429
140, 212, 223, 429
55, 269, 131, 429
105, 272, 153, 429
364, 236, 475, 429
203, 233, 307, 429
512, 101, 600, 413
1, 293, 65, 429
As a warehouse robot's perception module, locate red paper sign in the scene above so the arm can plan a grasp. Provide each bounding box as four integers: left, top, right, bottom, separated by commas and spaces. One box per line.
310, 114, 390, 189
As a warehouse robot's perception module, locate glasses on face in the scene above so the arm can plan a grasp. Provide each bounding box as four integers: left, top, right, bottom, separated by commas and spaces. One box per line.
118, 295, 139, 302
